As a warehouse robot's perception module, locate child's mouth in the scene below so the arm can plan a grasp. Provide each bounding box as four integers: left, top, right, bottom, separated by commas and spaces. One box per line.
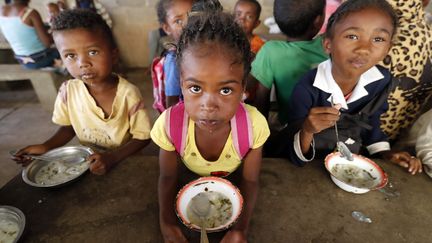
350, 59, 368, 69
81, 73, 96, 80
198, 119, 219, 128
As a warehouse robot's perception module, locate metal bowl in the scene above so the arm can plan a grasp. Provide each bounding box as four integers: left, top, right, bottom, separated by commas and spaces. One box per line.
0, 205, 25, 243
176, 177, 243, 232
325, 152, 388, 194
22, 146, 93, 188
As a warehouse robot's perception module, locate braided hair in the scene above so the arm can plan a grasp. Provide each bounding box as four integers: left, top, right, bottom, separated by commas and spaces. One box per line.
177, 10, 252, 81
326, 0, 398, 39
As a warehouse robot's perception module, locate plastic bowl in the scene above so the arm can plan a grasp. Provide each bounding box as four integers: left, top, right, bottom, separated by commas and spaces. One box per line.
324, 152, 388, 194
175, 176, 243, 232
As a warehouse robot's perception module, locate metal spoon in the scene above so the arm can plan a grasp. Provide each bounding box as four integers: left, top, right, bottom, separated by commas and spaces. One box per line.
190, 192, 211, 243
331, 96, 354, 161
9, 150, 87, 164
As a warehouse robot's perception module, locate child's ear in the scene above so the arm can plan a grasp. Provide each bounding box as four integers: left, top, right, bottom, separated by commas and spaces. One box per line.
323, 37, 332, 55
112, 48, 119, 64
254, 19, 261, 29
161, 23, 172, 36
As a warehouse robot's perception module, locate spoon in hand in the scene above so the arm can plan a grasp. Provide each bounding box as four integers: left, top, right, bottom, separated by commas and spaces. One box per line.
330, 96, 354, 161
190, 192, 211, 243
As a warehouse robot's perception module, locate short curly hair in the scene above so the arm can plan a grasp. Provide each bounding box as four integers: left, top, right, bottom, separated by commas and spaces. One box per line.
177, 10, 252, 81
326, 0, 398, 39
274, 0, 325, 38
51, 9, 116, 48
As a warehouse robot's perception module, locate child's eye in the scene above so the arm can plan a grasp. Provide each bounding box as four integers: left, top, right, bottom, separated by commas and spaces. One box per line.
345, 34, 359, 40
220, 88, 232, 96
373, 37, 386, 42
245, 15, 254, 21
89, 50, 99, 56
189, 85, 201, 94
64, 53, 75, 60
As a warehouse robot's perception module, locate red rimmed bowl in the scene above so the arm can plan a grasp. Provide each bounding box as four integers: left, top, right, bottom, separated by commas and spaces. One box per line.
175, 176, 243, 232
324, 152, 388, 194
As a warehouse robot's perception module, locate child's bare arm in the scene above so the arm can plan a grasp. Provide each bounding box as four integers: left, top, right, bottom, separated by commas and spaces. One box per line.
381, 151, 423, 175
222, 146, 263, 242
158, 148, 187, 243
299, 106, 340, 154
88, 138, 150, 175
253, 80, 271, 119
13, 126, 75, 165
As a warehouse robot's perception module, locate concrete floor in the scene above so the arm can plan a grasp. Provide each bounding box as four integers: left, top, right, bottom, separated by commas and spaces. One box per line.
0, 69, 159, 187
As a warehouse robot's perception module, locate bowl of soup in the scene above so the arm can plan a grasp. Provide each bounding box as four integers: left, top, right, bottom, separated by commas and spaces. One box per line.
324, 152, 388, 194
0, 205, 25, 243
176, 176, 243, 232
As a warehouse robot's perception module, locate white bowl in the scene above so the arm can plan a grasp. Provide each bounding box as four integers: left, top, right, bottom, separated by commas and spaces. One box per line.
324, 152, 388, 194
175, 176, 243, 232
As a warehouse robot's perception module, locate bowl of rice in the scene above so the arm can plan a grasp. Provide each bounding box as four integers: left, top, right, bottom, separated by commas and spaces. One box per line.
325, 152, 388, 194
22, 146, 93, 188
176, 176, 243, 232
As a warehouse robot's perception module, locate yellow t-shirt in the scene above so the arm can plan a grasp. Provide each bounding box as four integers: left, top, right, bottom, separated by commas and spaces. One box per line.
52, 76, 151, 150
150, 104, 270, 176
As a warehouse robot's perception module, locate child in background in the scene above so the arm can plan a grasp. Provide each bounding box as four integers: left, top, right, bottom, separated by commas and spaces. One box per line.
150, 9, 270, 242
46, 2, 60, 26
13, 9, 152, 175
286, 0, 422, 175
234, 0, 265, 54
249, 0, 328, 127
156, 0, 193, 110
0, 0, 60, 69
57, 0, 67, 11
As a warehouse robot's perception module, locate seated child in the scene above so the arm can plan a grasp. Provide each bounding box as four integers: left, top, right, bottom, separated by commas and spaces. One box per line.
249, 0, 328, 125
234, 0, 265, 54
150, 10, 270, 242
13, 9, 151, 175
154, 0, 193, 111
0, 0, 60, 70
286, 0, 422, 175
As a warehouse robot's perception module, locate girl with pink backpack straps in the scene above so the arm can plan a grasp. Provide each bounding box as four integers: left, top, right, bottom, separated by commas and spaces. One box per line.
150, 6, 270, 242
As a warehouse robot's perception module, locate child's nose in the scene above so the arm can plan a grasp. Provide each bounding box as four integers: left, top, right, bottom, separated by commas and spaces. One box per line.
200, 94, 217, 112
78, 56, 91, 68
355, 40, 372, 54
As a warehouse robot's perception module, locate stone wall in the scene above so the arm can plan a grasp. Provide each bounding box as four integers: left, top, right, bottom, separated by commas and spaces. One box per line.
28, 0, 275, 68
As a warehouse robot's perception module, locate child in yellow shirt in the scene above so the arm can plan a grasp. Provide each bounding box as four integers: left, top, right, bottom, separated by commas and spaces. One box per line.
150, 8, 270, 242
13, 9, 151, 175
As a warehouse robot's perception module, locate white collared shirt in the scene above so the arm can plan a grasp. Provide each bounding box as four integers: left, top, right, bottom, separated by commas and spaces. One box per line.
313, 60, 384, 110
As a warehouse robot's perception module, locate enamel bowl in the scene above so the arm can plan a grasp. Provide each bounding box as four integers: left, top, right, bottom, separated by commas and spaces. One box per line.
175, 176, 243, 232
324, 152, 388, 194
0, 205, 25, 243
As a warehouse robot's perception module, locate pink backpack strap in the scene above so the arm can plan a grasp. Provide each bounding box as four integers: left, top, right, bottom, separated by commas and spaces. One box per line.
165, 102, 188, 156
231, 103, 253, 159
151, 56, 166, 113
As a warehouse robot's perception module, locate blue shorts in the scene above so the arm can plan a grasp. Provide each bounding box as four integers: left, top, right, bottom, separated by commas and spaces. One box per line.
15, 48, 60, 69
